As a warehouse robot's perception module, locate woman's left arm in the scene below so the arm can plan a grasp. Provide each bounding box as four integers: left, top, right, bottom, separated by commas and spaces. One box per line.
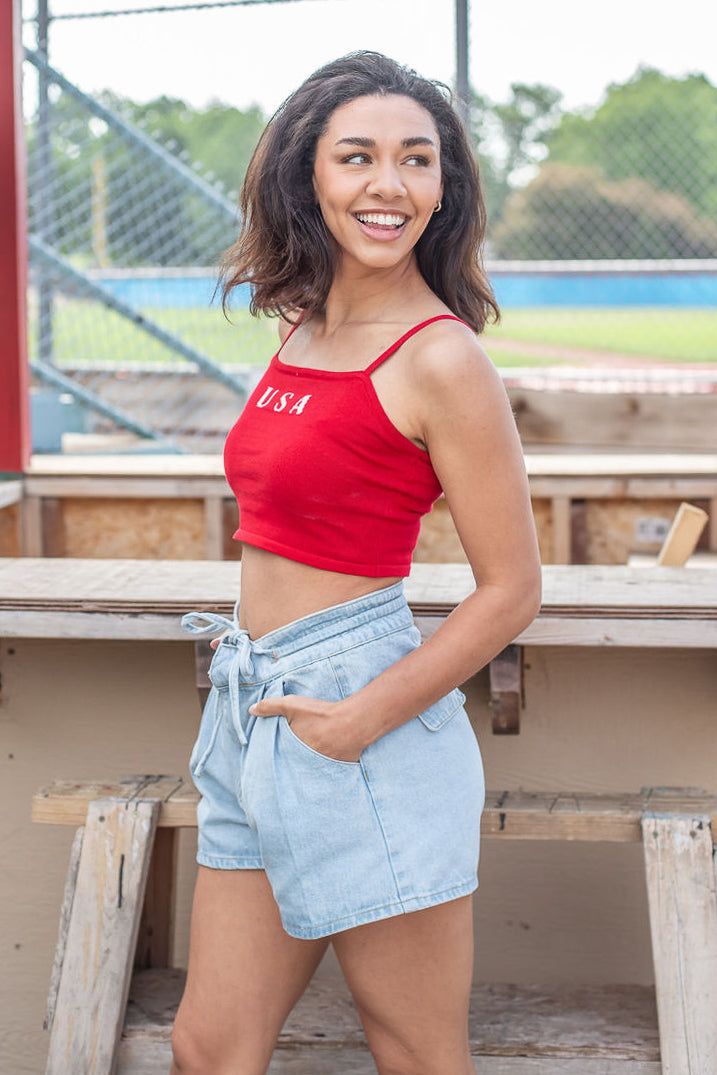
338, 327, 543, 750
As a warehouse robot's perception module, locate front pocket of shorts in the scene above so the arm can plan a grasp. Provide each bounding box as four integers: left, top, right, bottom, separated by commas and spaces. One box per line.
277, 659, 361, 767
416, 686, 467, 732
281, 714, 361, 767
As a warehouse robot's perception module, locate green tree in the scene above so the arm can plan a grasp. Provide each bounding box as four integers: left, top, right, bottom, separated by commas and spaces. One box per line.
127, 94, 266, 199
545, 66, 717, 220
470, 82, 563, 249
490, 161, 717, 258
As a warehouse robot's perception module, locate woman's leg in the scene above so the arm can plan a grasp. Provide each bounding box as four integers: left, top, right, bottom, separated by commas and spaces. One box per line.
332, 893, 476, 1075
170, 866, 329, 1075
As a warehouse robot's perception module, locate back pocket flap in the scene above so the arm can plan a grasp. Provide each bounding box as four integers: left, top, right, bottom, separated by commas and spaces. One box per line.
417, 686, 467, 731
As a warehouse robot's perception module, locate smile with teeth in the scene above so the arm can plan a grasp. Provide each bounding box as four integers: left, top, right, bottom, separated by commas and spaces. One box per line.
353, 211, 408, 230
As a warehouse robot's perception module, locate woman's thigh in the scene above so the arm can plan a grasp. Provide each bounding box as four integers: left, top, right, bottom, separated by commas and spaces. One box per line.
172, 865, 329, 1073
331, 894, 475, 1075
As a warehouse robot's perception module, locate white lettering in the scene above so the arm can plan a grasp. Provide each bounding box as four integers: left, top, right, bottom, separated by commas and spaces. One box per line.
273, 391, 295, 413
288, 394, 312, 414
256, 387, 279, 408
255, 385, 313, 414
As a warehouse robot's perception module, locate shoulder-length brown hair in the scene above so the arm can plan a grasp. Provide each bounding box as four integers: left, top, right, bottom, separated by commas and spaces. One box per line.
215, 50, 500, 334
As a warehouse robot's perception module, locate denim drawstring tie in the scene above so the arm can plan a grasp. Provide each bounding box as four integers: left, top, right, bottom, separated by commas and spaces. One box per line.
180, 597, 273, 745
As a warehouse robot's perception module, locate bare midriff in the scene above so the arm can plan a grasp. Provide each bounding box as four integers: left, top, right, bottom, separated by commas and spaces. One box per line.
236, 542, 402, 641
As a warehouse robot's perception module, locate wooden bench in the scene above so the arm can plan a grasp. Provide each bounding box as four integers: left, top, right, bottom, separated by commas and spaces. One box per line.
32, 779, 717, 1074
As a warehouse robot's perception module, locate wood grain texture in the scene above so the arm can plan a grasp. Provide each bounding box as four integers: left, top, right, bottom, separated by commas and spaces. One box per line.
31, 779, 717, 840
119, 967, 661, 1065
45, 798, 159, 1075
641, 813, 717, 1075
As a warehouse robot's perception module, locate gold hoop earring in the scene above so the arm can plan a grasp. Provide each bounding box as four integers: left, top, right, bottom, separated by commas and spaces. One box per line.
433, 200, 442, 212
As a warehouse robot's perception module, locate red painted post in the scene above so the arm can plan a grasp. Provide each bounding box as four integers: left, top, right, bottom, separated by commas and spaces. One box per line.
0, 0, 31, 475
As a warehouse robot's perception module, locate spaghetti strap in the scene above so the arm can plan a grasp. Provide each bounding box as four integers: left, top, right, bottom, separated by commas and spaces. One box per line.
274, 308, 306, 359
363, 314, 472, 375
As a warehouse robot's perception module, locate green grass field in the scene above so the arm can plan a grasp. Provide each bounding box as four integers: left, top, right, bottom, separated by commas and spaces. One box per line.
29, 302, 717, 368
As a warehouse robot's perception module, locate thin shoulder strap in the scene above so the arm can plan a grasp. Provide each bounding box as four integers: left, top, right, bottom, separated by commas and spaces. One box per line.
275, 309, 306, 358
363, 314, 472, 375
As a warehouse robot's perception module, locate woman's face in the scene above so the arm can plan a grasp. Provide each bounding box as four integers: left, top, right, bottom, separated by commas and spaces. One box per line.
312, 93, 443, 269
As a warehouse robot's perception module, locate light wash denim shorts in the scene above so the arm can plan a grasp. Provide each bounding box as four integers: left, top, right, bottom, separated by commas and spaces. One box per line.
180, 579, 485, 940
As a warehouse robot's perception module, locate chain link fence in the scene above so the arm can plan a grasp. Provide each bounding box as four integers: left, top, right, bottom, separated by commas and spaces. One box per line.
22, 3, 717, 453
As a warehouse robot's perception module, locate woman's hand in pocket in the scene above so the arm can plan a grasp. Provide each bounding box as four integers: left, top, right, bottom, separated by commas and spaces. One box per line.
249, 695, 366, 763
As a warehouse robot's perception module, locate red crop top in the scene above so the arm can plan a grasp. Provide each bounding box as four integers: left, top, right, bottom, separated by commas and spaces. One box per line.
223, 312, 471, 577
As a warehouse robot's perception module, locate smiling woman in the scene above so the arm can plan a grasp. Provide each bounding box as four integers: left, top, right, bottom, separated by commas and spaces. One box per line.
213, 51, 499, 330
173, 49, 540, 1075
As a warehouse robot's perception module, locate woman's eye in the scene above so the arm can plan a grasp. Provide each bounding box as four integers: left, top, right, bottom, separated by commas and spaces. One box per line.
341, 153, 430, 167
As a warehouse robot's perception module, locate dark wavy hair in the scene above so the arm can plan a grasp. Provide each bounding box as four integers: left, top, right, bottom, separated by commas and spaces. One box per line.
214, 50, 500, 334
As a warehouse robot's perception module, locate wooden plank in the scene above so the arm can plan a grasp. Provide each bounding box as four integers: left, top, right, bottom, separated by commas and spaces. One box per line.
0, 479, 23, 509
511, 387, 717, 452
40, 497, 65, 557
641, 812, 717, 1075
45, 798, 160, 1075
121, 968, 660, 1062
488, 644, 522, 733
32, 781, 717, 841
116, 1040, 661, 1074
523, 453, 717, 478
25, 450, 717, 479
203, 496, 224, 559
25, 476, 227, 498
19, 495, 43, 555
4, 609, 717, 646
134, 827, 179, 971
43, 826, 84, 1034
2, 559, 716, 613
656, 502, 708, 566
32, 776, 189, 826
529, 477, 717, 498
25, 471, 717, 501
26, 453, 226, 477
628, 551, 717, 568
551, 496, 572, 563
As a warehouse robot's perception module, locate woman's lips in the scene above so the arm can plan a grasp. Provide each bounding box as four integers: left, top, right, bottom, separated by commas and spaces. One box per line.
353, 215, 408, 242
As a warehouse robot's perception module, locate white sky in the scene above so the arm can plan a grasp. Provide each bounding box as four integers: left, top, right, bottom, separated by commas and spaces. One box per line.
21, 0, 717, 118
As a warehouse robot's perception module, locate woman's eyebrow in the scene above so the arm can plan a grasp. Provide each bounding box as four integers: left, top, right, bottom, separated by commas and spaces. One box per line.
334, 135, 436, 149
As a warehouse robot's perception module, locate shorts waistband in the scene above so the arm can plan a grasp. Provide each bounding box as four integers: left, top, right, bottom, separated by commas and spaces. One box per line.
180, 579, 413, 667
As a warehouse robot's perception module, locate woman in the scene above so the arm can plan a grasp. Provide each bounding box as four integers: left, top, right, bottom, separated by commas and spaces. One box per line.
173, 50, 541, 1075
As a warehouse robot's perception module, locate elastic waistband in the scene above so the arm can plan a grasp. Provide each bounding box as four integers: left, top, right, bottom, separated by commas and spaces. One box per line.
180, 579, 413, 662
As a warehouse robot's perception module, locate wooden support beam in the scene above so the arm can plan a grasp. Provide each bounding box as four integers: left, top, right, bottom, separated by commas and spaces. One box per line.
134, 827, 179, 971
488, 644, 523, 734
44, 797, 160, 1075
551, 496, 572, 563
641, 811, 717, 1074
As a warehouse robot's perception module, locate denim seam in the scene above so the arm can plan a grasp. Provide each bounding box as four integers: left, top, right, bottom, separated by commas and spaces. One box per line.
418, 690, 466, 732
324, 621, 415, 663
214, 632, 404, 689
358, 762, 405, 909
231, 581, 405, 651
270, 615, 412, 669
197, 852, 264, 869
271, 694, 317, 929
236, 601, 409, 661
284, 878, 479, 937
